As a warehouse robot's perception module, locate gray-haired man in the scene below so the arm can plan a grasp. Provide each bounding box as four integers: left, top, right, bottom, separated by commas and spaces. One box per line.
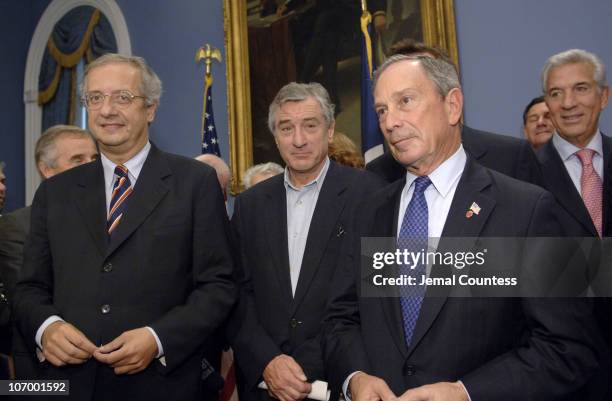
227, 82, 384, 401
13, 54, 235, 400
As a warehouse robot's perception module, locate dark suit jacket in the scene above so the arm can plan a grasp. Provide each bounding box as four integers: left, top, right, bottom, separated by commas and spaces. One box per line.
0, 206, 30, 305
535, 133, 612, 237
227, 161, 384, 401
13, 144, 236, 401
323, 157, 605, 400
366, 125, 541, 185
536, 133, 612, 398
0, 206, 40, 378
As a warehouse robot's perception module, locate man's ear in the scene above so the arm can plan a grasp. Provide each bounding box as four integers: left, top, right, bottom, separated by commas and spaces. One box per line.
38, 162, 53, 179
446, 88, 463, 126
600, 85, 610, 110
328, 120, 335, 143
146, 102, 158, 123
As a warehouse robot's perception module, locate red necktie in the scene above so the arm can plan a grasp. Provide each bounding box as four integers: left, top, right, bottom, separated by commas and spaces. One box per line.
575, 149, 603, 237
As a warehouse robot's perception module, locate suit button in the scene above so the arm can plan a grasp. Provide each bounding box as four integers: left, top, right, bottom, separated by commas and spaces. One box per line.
404, 364, 415, 376
290, 318, 299, 328
102, 263, 113, 272
101, 304, 111, 314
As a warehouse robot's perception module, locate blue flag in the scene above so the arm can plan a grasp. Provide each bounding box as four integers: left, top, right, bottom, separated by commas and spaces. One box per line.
202, 76, 221, 156
360, 11, 384, 163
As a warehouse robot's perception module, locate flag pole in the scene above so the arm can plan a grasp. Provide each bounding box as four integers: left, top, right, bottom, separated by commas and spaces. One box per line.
196, 45, 222, 147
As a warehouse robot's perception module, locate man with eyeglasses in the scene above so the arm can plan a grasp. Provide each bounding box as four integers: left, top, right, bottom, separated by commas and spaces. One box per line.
13, 54, 236, 401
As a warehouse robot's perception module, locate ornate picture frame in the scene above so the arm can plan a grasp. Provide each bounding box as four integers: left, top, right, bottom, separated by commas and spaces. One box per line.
223, 0, 458, 194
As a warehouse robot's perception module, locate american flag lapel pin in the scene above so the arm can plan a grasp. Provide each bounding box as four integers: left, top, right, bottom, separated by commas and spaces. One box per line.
466, 202, 481, 219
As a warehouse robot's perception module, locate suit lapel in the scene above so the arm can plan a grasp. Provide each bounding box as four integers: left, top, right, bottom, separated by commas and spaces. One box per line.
264, 180, 293, 303
74, 160, 107, 257
106, 145, 171, 257
374, 180, 411, 359
537, 141, 597, 236
292, 163, 349, 311
407, 158, 496, 356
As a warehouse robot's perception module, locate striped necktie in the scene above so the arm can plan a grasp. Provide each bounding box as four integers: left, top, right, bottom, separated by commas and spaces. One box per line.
107, 165, 133, 235
398, 176, 431, 347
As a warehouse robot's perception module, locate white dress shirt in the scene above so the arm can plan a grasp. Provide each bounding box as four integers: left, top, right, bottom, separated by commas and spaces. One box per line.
552, 130, 604, 195
343, 146, 470, 400
284, 157, 330, 296
36, 142, 164, 359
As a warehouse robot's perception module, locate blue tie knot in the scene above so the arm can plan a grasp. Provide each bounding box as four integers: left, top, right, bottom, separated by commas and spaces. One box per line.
413, 176, 431, 194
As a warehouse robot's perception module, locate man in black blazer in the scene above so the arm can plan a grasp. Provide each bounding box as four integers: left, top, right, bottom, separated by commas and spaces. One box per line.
536, 48, 611, 238
323, 54, 604, 401
365, 39, 540, 185
13, 54, 235, 400
0, 125, 98, 378
536, 48, 612, 397
228, 82, 383, 401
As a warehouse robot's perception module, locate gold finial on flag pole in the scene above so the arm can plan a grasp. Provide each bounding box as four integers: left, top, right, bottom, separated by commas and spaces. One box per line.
196, 44, 222, 77
196, 44, 222, 154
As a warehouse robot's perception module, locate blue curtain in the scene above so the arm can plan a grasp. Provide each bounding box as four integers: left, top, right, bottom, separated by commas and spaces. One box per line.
38, 6, 117, 131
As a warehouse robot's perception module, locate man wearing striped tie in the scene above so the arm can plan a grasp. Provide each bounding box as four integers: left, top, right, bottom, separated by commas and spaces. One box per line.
13, 54, 236, 401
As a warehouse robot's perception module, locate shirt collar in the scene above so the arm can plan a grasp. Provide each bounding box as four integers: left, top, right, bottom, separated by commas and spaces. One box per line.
284, 157, 330, 192
404, 145, 466, 198
101, 141, 151, 185
552, 130, 603, 161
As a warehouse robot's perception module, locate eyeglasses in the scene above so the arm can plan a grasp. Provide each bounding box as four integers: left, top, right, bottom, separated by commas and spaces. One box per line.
81, 90, 146, 110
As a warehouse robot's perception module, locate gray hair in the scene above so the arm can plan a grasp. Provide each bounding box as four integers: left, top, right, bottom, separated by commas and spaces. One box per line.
268, 82, 335, 134
243, 162, 284, 189
541, 49, 607, 92
373, 54, 461, 98
80, 53, 162, 106
36, 125, 94, 169
0, 161, 5, 172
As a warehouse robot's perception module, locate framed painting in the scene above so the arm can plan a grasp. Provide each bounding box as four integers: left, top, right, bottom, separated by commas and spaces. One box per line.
224, 0, 458, 194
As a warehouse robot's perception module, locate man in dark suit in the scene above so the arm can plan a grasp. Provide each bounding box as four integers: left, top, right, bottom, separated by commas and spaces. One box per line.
366, 39, 541, 185
536, 48, 612, 397
13, 54, 235, 400
323, 54, 604, 400
0, 124, 98, 378
228, 82, 383, 401
537, 48, 610, 238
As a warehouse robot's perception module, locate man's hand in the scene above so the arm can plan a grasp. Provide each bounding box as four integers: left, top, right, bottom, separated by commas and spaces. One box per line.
41, 321, 98, 366
349, 372, 396, 401
396, 382, 469, 401
93, 327, 158, 375
262, 354, 311, 401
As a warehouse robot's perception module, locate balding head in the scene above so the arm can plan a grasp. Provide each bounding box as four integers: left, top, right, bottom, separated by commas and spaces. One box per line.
196, 154, 231, 200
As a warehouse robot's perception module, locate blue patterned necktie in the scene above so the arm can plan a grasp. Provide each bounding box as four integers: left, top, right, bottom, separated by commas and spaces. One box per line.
398, 175, 431, 347
107, 165, 133, 236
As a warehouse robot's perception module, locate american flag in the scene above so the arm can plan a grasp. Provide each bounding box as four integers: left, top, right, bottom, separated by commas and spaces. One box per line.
202, 76, 221, 156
